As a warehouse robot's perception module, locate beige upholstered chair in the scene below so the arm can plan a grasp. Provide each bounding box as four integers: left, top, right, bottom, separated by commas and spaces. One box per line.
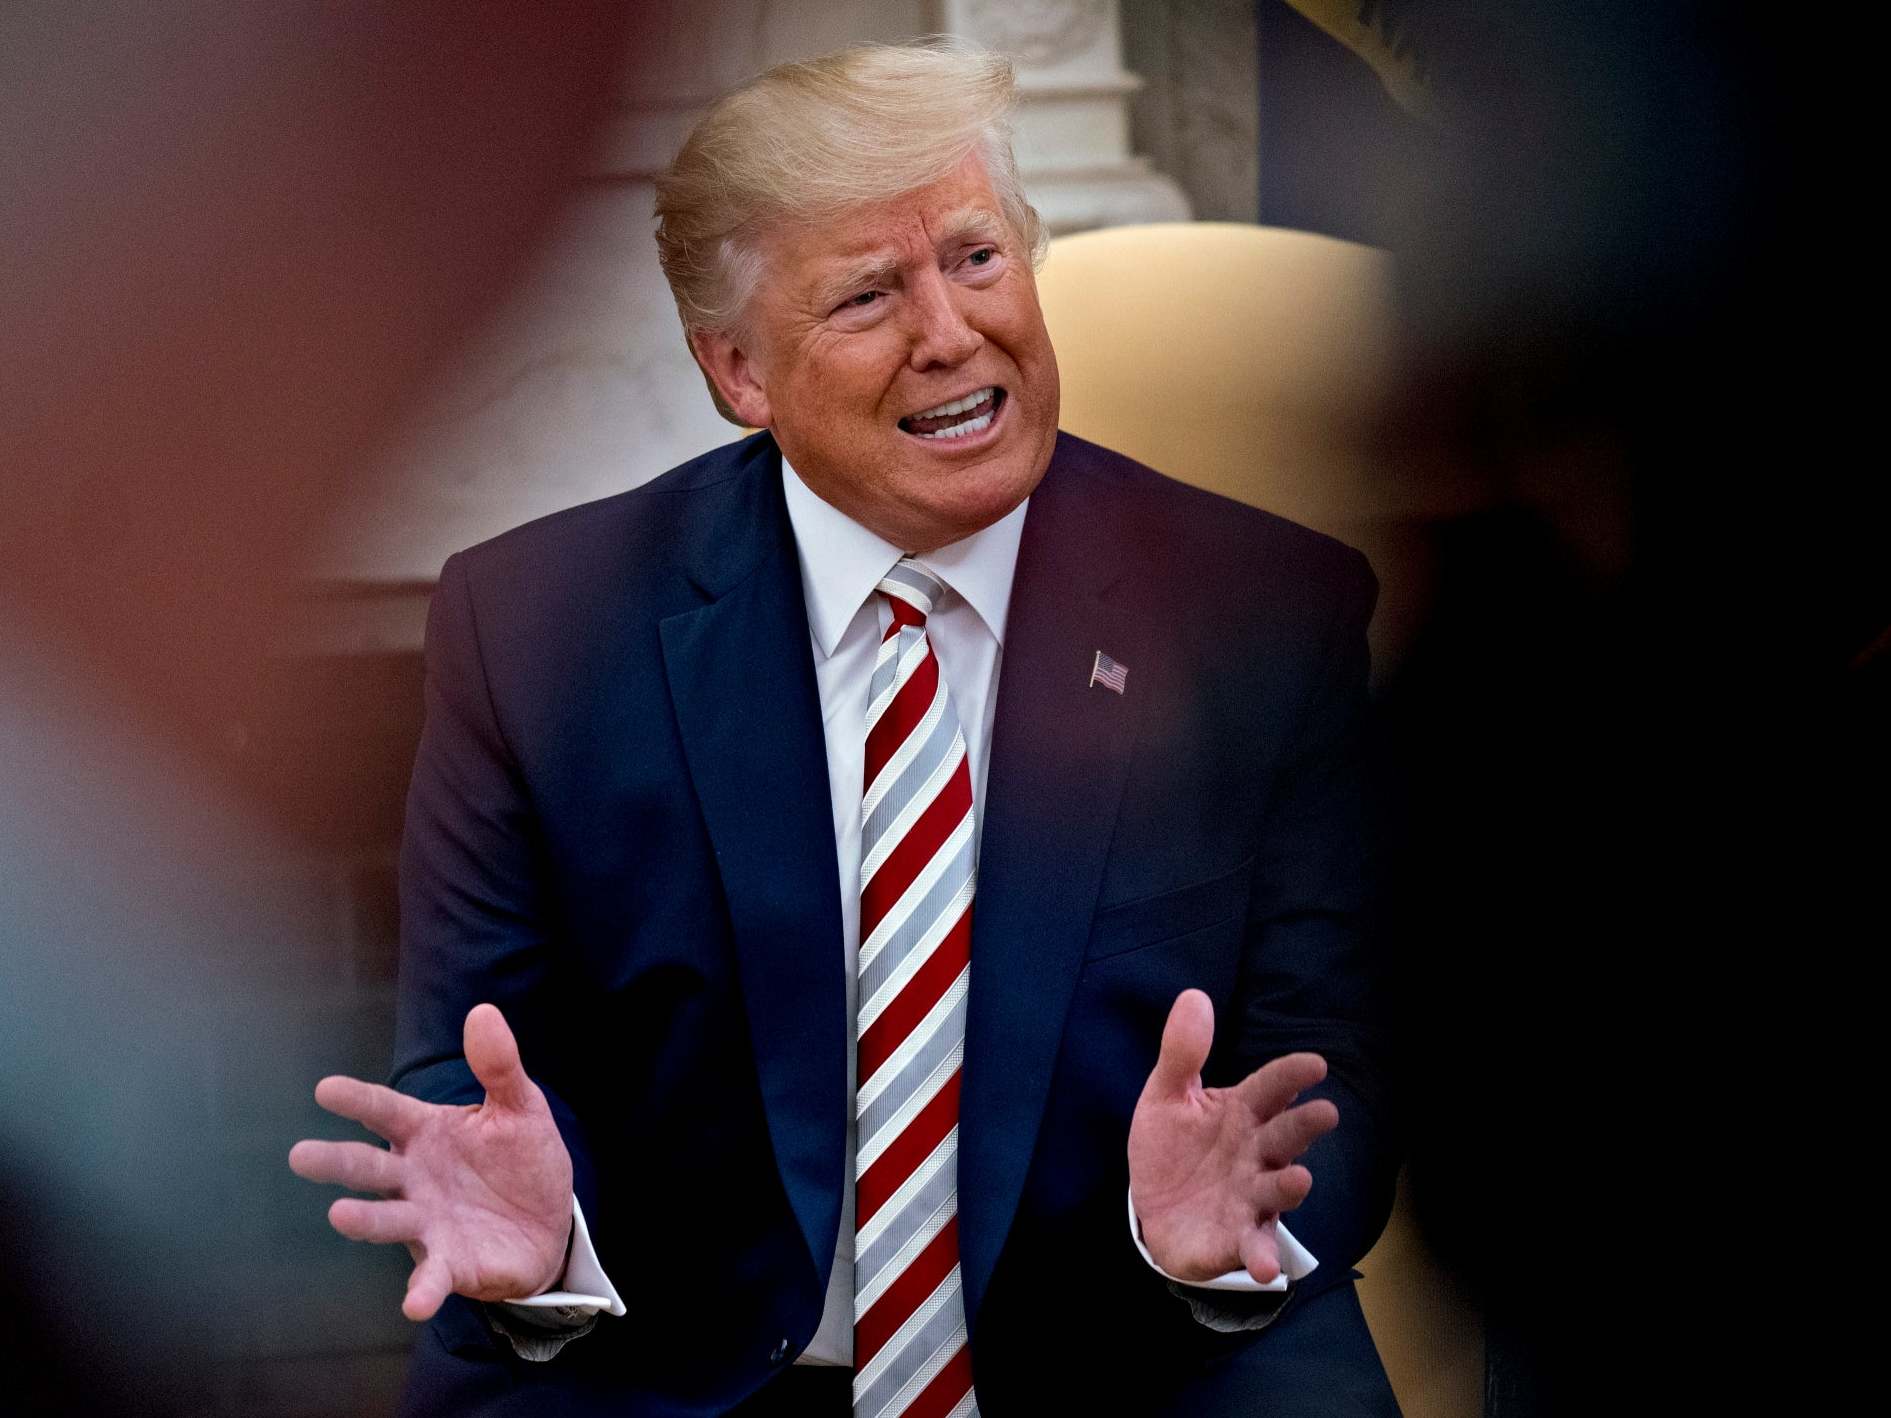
1034, 221, 1438, 688
1036, 223, 1480, 1418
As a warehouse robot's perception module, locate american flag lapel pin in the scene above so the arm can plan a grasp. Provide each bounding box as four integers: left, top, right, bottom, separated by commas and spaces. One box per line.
1089, 650, 1128, 695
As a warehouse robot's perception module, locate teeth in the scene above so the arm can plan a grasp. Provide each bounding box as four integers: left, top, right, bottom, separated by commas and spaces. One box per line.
912, 387, 994, 421
917, 411, 994, 440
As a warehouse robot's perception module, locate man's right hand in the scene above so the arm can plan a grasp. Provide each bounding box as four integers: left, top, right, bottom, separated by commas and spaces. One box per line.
288, 1003, 573, 1321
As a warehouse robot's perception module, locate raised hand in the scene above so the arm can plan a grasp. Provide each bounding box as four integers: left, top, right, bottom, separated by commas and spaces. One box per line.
288, 1003, 573, 1320
1128, 988, 1338, 1285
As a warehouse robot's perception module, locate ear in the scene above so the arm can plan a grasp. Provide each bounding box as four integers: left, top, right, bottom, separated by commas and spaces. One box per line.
690, 328, 772, 430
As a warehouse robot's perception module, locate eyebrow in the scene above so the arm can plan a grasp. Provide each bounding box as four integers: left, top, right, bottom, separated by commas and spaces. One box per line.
935, 205, 1007, 247
813, 256, 902, 313
809, 206, 1008, 311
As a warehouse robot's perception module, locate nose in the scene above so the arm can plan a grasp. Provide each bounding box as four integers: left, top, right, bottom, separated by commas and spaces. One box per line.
905, 268, 982, 371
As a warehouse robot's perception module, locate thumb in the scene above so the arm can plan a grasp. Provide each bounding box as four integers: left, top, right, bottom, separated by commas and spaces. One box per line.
1239, 1220, 1282, 1287
404, 1252, 453, 1322
464, 1002, 532, 1112
1147, 989, 1214, 1101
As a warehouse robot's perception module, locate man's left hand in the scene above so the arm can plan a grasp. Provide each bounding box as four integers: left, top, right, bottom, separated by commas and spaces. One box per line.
1128, 988, 1337, 1284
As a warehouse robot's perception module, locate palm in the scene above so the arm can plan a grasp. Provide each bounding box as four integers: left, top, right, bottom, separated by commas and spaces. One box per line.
289, 1003, 573, 1319
1128, 989, 1336, 1284
1130, 1079, 1271, 1273
393, 1074, 571, 1301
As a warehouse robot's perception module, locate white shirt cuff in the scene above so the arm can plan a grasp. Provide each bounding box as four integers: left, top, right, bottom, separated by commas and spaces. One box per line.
500, 1193, 627, 1317
1126, 1188, 1319, 1292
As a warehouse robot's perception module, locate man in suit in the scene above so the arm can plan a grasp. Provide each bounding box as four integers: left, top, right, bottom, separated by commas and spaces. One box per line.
291, 40, 1398, 1417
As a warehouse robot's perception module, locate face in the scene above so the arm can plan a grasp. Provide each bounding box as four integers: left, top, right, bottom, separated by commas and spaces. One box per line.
694, 156, 1060, 552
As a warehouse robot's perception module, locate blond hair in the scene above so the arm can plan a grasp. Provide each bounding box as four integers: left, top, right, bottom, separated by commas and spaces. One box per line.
654, 38, 1046, 347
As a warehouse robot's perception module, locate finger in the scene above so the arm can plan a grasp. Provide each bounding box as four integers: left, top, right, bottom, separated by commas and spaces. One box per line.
328, 1196, 423, 1245
313, 1075, 429, 1145
1230, 1051, 1327, 1121
1251, 1163, 1314, 1217
1145, 989, 1214, 1101
464, 1002, 532, 1113
1239, 1222, 1281, 1286
1255, 1098, 1339, 1168
289, 1138, 404, 1194
404, 1252, 454, 1322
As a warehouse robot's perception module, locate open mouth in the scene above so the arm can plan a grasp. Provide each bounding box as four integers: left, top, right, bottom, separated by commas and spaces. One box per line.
898, 386, 1006, 440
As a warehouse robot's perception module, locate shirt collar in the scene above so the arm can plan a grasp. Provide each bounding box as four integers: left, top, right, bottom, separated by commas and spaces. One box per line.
780, 453, 1028, 660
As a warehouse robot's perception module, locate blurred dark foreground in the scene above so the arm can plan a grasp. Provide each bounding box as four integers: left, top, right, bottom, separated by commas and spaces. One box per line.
2, 4, 633, 1412
3, 3, 1881, 1415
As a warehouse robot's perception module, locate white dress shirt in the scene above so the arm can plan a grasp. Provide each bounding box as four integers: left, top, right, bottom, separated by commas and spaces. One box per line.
508, 457, 1313, 1359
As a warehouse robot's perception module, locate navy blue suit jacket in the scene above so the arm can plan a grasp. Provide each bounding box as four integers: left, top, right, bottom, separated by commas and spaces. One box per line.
390, 431, 1395, 1416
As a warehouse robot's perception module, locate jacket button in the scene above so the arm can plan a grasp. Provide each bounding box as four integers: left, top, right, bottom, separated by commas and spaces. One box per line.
769, 1338, 790, 1364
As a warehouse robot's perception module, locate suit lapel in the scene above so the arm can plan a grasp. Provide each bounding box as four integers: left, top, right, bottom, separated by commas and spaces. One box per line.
658, 440, 848, 1292
960, 438, 1156, 1328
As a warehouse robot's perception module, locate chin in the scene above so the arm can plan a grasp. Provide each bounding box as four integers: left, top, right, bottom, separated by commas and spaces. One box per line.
906, 467, 1038, 548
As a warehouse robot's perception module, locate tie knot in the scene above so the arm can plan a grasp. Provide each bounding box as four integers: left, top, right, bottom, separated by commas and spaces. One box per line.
876, 558, 946, 627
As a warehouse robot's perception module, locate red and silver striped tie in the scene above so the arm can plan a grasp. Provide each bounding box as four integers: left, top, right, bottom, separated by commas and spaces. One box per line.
853, 558, 978, 1418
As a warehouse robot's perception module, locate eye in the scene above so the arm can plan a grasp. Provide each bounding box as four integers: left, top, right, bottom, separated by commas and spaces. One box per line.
832, 288, 884, 319
965, 247, 996, 267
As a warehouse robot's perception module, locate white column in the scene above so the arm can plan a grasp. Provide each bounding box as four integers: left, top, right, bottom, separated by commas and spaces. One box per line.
934, 0, 1190, 232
